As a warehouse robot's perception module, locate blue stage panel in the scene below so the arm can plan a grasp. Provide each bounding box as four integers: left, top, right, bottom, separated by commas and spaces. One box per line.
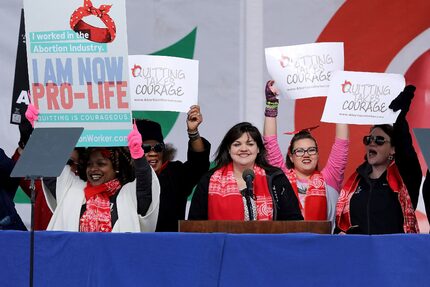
1, 231, 430, 287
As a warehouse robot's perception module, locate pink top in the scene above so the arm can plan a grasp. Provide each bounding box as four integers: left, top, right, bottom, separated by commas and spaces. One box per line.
263, 135, 349, 192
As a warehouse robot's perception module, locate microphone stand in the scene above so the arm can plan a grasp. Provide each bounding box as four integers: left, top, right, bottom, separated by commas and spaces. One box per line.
28, 177, 36, 287
242, 185, 255, 221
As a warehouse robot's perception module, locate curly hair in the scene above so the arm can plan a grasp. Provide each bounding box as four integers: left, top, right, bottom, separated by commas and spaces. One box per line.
79, 147, 135, 186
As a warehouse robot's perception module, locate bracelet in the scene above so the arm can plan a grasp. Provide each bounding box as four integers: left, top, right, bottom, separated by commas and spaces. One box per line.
266, 101, 279, 108
265, 101, 279, 117
188, 130, 200, 141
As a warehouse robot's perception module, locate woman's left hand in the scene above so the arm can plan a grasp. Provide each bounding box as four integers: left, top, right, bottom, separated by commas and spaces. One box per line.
186, 105, 203, 132
128, 122, 144, 159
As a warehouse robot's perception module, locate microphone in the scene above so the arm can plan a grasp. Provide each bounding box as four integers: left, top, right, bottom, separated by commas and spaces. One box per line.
242, 169, 255, 197
242, 169, 255, 220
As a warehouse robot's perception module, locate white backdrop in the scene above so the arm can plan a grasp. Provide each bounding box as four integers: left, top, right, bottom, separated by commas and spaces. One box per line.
0, 0, 343, 160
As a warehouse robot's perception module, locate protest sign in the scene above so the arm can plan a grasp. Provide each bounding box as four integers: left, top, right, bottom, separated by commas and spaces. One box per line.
265, 42, 343, 99
321, 71, 404, 125
129, 55, 199, 113
23, 0, 131, 146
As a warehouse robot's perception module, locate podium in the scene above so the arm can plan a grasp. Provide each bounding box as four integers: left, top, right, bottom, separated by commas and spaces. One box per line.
179, 220, 331, 234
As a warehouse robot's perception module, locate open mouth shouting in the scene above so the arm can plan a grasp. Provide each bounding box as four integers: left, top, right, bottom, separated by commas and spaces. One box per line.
367, 148, 377, 159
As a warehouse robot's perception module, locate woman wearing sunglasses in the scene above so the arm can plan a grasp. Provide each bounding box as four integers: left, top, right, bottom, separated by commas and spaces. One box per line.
263, 80, 349, 231
188, 122, 303, 221
135, 105, 211, 231
336, 85, 420, 234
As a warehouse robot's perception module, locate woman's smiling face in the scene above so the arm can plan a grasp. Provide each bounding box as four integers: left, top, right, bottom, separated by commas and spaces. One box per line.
229, 132, 259, 169
86, 150, 116, 186
289, 138, 319, 176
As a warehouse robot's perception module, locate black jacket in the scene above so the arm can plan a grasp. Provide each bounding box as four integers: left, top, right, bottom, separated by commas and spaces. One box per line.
392, 112, 421, 209
349, 163, 404, 234
188, 166, 303, 221
344, 111, 420, 235
156, 138, 211, 231
0, 148, 26, 230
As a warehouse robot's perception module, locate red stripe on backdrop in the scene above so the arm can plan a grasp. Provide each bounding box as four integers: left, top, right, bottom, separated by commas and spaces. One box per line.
294, 0, 430, 231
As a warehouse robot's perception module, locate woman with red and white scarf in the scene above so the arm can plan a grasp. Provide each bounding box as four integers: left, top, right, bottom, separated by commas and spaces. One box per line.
188, 122, 302, 221
42, 123, 159, 232
336, 85, 420, 234
25, 104, 160, 232
263, 80, 349, 232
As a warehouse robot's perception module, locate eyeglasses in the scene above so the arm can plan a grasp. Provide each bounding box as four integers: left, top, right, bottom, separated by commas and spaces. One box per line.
363, 135, 390, 146
142, 143, 164, 153
292, 147, 318, 157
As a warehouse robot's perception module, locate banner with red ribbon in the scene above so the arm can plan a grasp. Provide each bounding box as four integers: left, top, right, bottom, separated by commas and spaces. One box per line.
23, 0, 131, 147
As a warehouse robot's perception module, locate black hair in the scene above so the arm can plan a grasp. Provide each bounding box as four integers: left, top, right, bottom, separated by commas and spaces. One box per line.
213, 122, 273, 171
370, 124, 394, 146
74, 147, 87, 180
285, 130, 318, 169
79, 147, 134, 186
363, 124, 395, 162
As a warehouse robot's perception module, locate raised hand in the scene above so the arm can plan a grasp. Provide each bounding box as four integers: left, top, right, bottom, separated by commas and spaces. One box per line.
265, 80, 279, 117
127, 121, 144, 159
25, 104, 39, 127
389, 85, 416, 116
265, 80, 279, 103
186, 105, 203, 133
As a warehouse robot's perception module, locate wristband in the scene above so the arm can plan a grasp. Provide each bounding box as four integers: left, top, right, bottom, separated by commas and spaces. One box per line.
188, 130, 200, 141
265, 101, 279, 117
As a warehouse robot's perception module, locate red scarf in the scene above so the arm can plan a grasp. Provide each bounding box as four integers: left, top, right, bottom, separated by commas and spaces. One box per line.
79, 179, 121, 232
208, 163, 273, 220
286, 169, 327, 220
336, 162, 419, 233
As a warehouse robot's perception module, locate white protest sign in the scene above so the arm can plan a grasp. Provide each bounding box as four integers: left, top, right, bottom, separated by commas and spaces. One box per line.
321, 71, 404, 125
129, 55, 199, 113
265, 42, 344, 99
23, 0, 131, 147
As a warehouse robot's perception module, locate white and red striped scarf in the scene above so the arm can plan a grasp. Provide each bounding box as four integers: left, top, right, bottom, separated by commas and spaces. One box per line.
286, 169, 327, 220
336, 162, 418, 233
79, 179, 121, 232
208, 163, 273, 220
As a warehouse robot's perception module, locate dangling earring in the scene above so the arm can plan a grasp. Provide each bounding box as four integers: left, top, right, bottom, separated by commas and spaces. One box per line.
388, 154, 394, 161
115, 170, 119, 173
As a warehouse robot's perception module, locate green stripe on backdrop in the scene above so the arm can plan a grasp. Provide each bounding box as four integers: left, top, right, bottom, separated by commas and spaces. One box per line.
14, 187, 30, 204
187, 161, 216, 201
132, 27, 197, 138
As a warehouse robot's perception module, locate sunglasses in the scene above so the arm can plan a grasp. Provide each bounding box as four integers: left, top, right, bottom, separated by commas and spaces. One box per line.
292, 147, 318, 157
142, 143, 164, 153
363, 135, 390, 146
